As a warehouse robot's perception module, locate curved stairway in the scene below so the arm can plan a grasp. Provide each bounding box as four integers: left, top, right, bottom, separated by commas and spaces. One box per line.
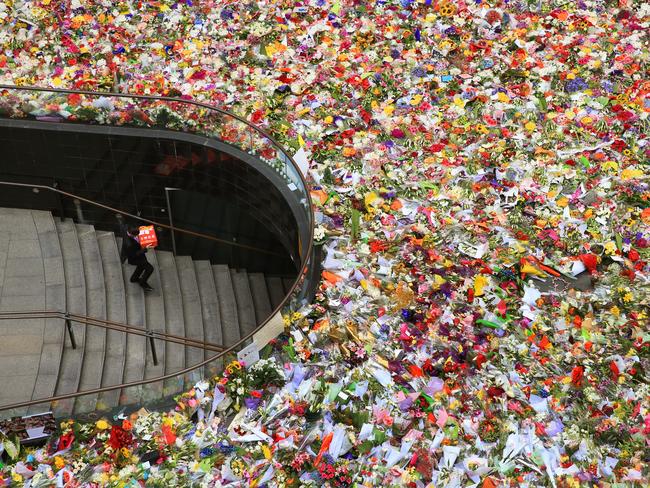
0, 208, 290, 417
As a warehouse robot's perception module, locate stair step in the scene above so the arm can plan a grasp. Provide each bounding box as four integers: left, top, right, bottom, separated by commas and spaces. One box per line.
195, 261, 224, 377
53, 219, 87, 416
27, 211, 66, 415
249, 273, 273, 324
73, 224, 107, 415
231, 270, 256, 337
176, 256, 206, 368
142, 250, 165, 401
120, 260, 146, 406
212, 265, 240, 346
265, 276, 285, 310
96, 231, 127, 411
156, 250, 185, 396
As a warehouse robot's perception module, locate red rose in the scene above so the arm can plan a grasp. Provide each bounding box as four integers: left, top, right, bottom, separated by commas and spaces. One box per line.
611, 139, 627, 152
628, 249, 640, 262
487, 386, 504, 398
57, 432, 75, 451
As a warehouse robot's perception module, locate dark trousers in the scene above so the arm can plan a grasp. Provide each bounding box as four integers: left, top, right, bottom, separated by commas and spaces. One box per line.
130, 261, 153, 284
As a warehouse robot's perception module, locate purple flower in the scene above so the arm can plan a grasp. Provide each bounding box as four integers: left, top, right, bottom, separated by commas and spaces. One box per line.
244, 396, 262, 410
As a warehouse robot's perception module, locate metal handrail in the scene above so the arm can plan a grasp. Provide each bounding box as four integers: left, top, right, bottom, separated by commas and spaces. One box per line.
0, 84, 315, 414
0, 310, 225, 353
0, 181, 284, 258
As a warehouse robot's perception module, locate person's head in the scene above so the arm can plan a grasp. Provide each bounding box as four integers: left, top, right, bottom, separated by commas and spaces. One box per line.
127, 226, 140, 237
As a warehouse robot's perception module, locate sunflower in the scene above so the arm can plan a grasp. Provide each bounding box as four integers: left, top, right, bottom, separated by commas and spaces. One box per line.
439, 2, 456, 17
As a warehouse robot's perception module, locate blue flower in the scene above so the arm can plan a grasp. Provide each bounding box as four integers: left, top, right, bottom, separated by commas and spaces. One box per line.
412, 67, 426, 78
200, 447, 214, 458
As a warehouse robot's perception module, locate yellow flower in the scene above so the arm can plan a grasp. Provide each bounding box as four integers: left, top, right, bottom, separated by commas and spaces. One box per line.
610, 306, 620, 317
439, 2, 456, 16
623, 292, 633, 303
96, 419, 109, 430
54, 456, 65, 470
604, 241, 617, 255
602, 160, 618, 172
621, 168, 643, 180
262, 444, 272, 460
556, 197, 569, 207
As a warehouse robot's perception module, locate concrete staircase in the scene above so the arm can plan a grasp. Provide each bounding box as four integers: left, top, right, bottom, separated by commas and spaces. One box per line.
0, 208, 290, 417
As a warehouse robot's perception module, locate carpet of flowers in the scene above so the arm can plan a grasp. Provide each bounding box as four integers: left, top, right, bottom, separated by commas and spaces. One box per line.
0, 0, 648, 486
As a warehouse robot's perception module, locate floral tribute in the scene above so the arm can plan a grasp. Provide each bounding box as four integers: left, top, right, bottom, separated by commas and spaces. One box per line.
1, 0, 649, 486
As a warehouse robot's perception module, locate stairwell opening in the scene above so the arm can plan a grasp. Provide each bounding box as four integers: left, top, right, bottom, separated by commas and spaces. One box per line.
0, 96, 314, 419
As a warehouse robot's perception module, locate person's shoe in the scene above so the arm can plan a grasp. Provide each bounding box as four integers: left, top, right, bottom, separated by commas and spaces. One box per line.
140, 282, 154, 292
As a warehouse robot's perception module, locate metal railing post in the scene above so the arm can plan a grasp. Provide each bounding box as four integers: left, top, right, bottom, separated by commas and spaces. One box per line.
65, 313, 77, 349
147, 331, 158, 366
53, 181, 65, 222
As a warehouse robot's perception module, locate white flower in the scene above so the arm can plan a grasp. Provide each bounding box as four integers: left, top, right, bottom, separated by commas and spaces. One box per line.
314, 226, 326, 241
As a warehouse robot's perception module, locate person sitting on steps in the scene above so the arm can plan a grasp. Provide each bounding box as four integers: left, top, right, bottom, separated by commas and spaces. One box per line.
121, 225, 154, 292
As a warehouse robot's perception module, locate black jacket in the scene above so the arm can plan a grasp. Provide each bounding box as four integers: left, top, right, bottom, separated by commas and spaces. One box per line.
120, 225, 148, 265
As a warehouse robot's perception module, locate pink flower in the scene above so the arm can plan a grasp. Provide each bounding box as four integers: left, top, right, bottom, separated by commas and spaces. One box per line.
374, 408, 394, 426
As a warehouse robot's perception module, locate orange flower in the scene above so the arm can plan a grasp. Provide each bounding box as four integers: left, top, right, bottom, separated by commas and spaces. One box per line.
641, 207, 650, 224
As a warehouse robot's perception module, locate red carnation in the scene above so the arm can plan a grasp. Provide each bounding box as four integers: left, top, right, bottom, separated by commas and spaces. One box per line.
611, 139, 627, 152
107, 425, 132, 450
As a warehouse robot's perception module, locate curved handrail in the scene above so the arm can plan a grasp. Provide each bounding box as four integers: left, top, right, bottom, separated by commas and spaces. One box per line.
0, 310, 225, 353
0, 84, 315, 414
0, 180, 284, 257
